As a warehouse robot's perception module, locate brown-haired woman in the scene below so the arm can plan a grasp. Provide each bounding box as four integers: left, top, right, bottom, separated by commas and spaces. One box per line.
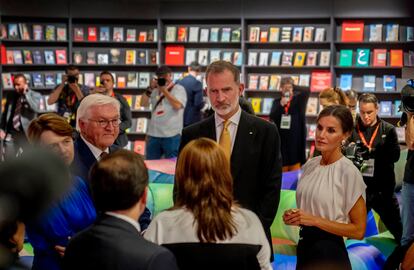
144, 138, 272, 270
319, 87, 348, 109
26, 113, 96, 270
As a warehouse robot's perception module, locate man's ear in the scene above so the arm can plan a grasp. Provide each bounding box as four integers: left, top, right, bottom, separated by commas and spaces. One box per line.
239, 83, 245, 96
140, 186, 148, 206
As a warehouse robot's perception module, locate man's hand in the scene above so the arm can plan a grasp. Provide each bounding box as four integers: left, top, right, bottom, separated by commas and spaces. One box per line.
280, 96, 290, 107
0, 129, 6, 140
54, 245, 66, 258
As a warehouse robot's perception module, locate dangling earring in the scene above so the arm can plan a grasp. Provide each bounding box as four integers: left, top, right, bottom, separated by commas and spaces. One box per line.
341, 140, 346, 146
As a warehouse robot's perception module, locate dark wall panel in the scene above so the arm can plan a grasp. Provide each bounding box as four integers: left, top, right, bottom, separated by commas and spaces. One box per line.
159, 0, 242, 19
0, 0, 69, 17
333, 0, 414, 18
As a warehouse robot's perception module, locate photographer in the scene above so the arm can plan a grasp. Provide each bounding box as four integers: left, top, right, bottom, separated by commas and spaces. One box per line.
140, 66, 187, 159
348, 93, 402, 244
48, 65, 90, 127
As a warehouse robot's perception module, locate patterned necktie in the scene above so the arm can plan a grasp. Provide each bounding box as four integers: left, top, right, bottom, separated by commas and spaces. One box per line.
12, 97, 22, 131
219, 120, 231, 161
99, 151, 108, 160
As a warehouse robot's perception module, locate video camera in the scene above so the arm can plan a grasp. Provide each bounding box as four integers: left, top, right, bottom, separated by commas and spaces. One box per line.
343, 141, 370, 170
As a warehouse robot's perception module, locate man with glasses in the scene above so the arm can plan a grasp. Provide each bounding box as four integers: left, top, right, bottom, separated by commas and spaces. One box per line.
73, 93, 151, 229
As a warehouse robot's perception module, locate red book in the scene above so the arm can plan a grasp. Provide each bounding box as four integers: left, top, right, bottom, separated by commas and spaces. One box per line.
55, 49, 67, 64
1, 44, 7, 64
73, 27, 84, 41
165, 45, 185, 65
134, 140, 146, 156
87, 27, 97, 41
341, 21, 364, 42
390, 49, 403, 67
373, 49, 387, 66
177, 27, 187, 42
310, 71, 332, 92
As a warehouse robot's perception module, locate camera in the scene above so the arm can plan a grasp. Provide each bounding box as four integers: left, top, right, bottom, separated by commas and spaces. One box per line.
67, 75, 78, 83
157, 77, 166, 87
343, 141, 370, 170
401, 79, 414, 113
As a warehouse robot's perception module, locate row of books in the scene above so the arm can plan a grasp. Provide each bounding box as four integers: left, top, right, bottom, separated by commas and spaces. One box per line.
249, 98, 274, 114
341, 21, 413, 42
126, 117, 149, 134
165, 46, 242, 66
4, 48, 67, 65
72, 49, 158, 65
247, 50, 330, 67
73, 26, 157, 42
338, 49, 407, 67
247, 73, 311, 90
338, 74, 399, 91
165, 26, 241, 43
0, 23, 67, 41
249, 26, 326, 43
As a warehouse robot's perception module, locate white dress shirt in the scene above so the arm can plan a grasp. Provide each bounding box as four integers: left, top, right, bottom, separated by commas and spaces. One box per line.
214, 106, 242, 154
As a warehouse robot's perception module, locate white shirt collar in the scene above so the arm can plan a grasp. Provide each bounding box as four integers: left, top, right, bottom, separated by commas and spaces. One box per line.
105, 212, 141, 233
80, 135, 109, 161
214, 106, 242, 128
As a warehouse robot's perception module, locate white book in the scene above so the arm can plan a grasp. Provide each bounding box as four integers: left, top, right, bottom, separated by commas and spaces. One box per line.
186, 49, 197, 65
188, 26, 199, 42
165, 26, 177, 42
222, 51, 233, 62
319, 51, 331, 66
314, 28, 326, 42
198, 49, 209, 65
299, 74, 311, 87
138, 72, 150, 88
258, 52, 269, 66
209, 49, 221, 63
248, 52, 258, 66
199, 28, 209, 42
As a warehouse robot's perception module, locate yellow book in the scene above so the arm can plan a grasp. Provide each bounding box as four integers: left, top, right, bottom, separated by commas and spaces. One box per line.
293, 52, 306, 67
250, 98, 262, 113
125, 50, 136, 65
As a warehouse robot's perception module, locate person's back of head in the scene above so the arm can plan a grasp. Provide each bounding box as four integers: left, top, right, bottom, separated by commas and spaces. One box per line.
319, 87, 348, 107
89, 149, 148, 213
188, 61, 201, 73
175, 138, 237, 243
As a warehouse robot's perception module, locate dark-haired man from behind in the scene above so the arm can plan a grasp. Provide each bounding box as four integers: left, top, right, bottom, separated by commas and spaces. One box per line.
178, 61, 205, 127
63, 150, 179, 270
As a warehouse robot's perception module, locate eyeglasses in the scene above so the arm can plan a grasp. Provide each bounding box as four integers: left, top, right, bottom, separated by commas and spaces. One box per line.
88, 119, 121, 127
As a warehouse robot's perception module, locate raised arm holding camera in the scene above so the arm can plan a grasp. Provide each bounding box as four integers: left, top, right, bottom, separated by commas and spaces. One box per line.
141, 66, 187, 160
48, 65, 90, 127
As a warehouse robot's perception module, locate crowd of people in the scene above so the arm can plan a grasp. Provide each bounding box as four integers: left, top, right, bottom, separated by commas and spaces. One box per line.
0, 60, 413, 270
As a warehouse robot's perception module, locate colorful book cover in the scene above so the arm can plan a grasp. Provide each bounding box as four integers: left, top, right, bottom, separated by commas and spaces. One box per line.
73, 51, 83, 64
222, 51, 232, 63
13, 50, 23, 64
125, 50, 136, 65
390, 49, 403, 67
259, 30, 268, 43
394, 100, 402, 116
86, 51, 96, 64
269, 75, 281, 90
45, 25, 56, 41
270, 51, 281, 66
299, 74, 310, 87
33, 24, 43, 40
369, 24, 383, 42
177, 26, 187, 42
248, 52, 258, 66
306, 97, 319, 116
74, 27, 84, 41
97, 53, 109, 65
44, 73, 56, 87
385, 24, 399, 41
127, 73, 138, 88
99, 26, 110, 41
221, 27, 231, 42
248, 75, 259, 89
138, 72, 150, 88
231, 28, 241, 42
117, 76, 126, 88
341, 21, 364, 42
303, 26, 314, 42
314, 28, 326, 42
210, 49, 221, 63
339, 50, 353, 66
250, 98, 262, 113
281, 27, 292, 42
319, 51, 331, 67
32, 50, 43, 64
137, 50, 147, 65
110, 49, 121, 64
339, 74, 353, 90
113, 27, 124, 42
259, 75, 269, 90
356, 48, 370, 67
293, 52, 306, 66
19, 23, 30, 40
165, 26, 177, 42
292, 27, 303, 42
32, 73, 44, 87
44, 50, 55, 64
310, 71, 332, 92
262, 98, 274, 114
268, 27, 280, 42
126, 29, 136, 42
233, 51, 242, 66
407, 27, 414, 42
210, 27, 219, 42
383, 75, 396, 91
8, 24, 19, 39
281, 51, 293, 66
56, 27, 67, 41
165, 45, 184, 65
138, 31, 147, 42
306, 51, 318, 66
23, 50, 33, 64
379, 101, 392, 116
55, 50, 67, 64
249, 27, 260, 42
87, 26, 97, 41
363, 75, 376, 91
373, 49, 387, 66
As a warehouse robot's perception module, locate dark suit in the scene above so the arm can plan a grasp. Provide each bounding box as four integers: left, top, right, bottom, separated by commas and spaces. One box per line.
177, 74, 204, 127
179, 110, 282, 259
63, 214, 178, 270
72, 136, 151, 229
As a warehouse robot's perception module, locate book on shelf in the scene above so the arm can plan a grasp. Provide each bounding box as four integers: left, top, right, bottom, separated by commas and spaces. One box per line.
44, 73, 56, 87
6, 50, 14, 64
409, 51, 414, 66
125, 50, 136, 65
222, 51, 232, 62
56, 50, 67, 64
299, 74, 310, 87
356, 48, 370, 67
99, 26, 110, 41
84, 73, 95, 88
126, 29, 137, 42
97, 53, 109, 65
306, 51, 318, 66
233, 51, 242, 66
74, 27, 84, 41
310, 71, 331, 92
249, 26, 260, 42
231, 28, 241, 42
291, 75, 299, 86
177, 26, 187, 42
210, 49, 221, 63
292, 27, 303, 42
281, 51, 293, 66
136, 118, 148, 133
110, 49, 121, 64
186, 49, 197, 65
341, 21, 364, 42
379, 101, 392, 116
339, 49, 353, 67
57, 27, 67, 41
33, 24, 43, 40
268, 27, 280, 42
262, 98, 274, 114
210, 27, 220, 42
198, 49, 208, 66
306, 97, 319, 116
86, 51, 96, 64
149, 28, 158, 42
373, 49, 387, 66
127, 73, 138, 88
259, 75, 269, 90
138, 72, 150, 88
0, 24, 6, 39
117, 76, 126, 88
303, 26, 314, 42
165, 26, 176, 42
385, 24, 399, 41
199, 28, 209, 42
259, 30, 268, 43
23, 50, 33, 64
8, 24, 19, 40
281, 27, 292, 42
269, 75, 281, 90
188, 26, 199, 42
319, 51, 330, 67
270, 51, 281, 66
133, 140, 146, 156
363, 75, 376, 91
250, 98, 262, 113
390, 49, 403, 67
258, 52, 269, 66
138, 31, 147, 42
293, 52, 306, 67
369, 24, 383, 42
248, 74, 259, 89
133, 95, 143, 110
45, 25, 56, 41
32, 73, 44, 87
2, 73, 13, 88
165, 45, 184, 65
137, 50, 147, 65
248, 51, 258, 66
339, 74, 352, 90
221, 27, 231, 42
113, 27, 124, 42
407, 27, 414, 41
383, 75, 396, 91
73, 51, 83, 64
13, 50, 23, 64
394, 100, 402, 116
314, 28, 326, 42
31, 50, 43, 64
307, 124, 317, 140
18, 23, 30, 40
87, 27, 97, 41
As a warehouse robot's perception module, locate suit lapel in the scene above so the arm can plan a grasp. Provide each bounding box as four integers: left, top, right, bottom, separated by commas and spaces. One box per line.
201, 115, 216, 140
76, 137, 97, 172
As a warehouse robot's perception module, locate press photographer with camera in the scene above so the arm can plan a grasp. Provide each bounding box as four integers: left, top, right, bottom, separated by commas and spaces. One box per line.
348, 93, 402, 245
48, 65, 90, 127
140, 66, 187, 159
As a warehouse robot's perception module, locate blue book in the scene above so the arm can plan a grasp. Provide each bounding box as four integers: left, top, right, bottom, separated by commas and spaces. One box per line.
270, 51, 281, 66
394, 100, 402, 116
407, 26, 414, 42
379, 101, 392, 116
32, 73, 44, 87
100, 26, 110, 41
262, 98, 274, 114
363, 75, 376, 91
233, 51, 242, 66
32, 50, 44, 64
383, 75, 396, 91
339, 74, 352, 90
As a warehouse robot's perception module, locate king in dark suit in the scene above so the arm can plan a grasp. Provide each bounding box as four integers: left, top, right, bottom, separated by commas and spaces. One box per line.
63, 150, 178, 270
178, 61, 282, 260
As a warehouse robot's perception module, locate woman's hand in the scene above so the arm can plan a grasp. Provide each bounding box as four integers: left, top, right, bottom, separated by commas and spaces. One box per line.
283, 208, 318, 227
